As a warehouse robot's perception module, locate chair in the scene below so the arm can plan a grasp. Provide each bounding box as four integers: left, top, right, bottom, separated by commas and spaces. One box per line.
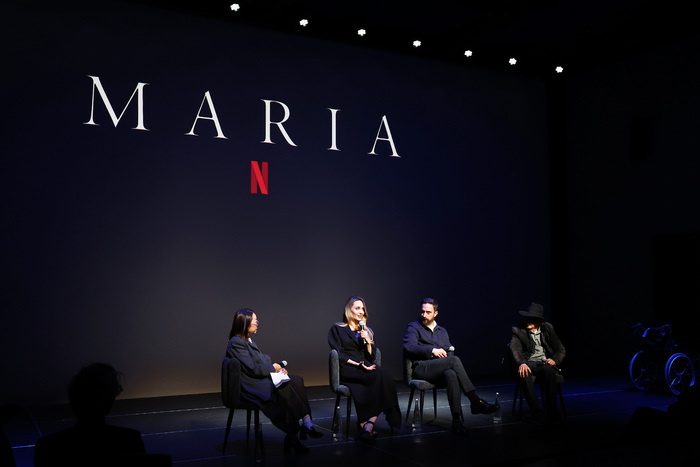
329, 348, 382, 438
221, 356, 264, 458
403, 352, 438, 423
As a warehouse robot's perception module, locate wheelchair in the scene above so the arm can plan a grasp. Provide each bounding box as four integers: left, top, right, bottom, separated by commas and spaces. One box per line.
628, 323, 696, 395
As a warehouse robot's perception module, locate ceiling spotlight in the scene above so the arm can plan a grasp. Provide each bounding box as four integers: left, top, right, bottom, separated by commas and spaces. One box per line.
230, 3, 240, 11
464, 50, 473, 57
509, 58, 517, 65
555, 66, 564, 73
300, 19, 309, 27
413, 40, 422, 48
358, 29, 366, 37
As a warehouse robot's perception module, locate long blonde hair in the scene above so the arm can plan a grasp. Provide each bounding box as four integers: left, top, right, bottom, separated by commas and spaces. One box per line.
337, 295, 374, 342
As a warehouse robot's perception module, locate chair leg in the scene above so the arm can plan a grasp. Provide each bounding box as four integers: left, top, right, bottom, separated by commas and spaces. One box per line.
253, 409, 264, 458
223, 408, 234, 455
405, 387, 416, 422
345, 395, 352, 439
331, 393, 342, 434
518, 382, 525, 420
432, 388, 438, 421
246, 409, 252, 444
419, 390, 425, 424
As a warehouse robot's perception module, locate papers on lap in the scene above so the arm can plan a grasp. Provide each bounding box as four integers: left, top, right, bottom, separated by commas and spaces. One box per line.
270, 372, 291, 387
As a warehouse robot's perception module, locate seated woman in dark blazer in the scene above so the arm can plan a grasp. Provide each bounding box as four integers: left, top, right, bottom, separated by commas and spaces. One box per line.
226, 308, 322, 454
328, 296, 401, 444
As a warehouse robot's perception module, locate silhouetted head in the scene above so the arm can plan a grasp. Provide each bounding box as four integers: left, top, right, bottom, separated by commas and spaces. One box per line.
68, 363, 123, 422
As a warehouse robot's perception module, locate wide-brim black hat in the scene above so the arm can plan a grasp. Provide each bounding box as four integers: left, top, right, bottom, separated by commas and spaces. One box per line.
519, 302, 544, 319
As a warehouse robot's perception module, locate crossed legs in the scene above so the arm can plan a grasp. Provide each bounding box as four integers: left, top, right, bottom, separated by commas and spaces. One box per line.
413, 356, 477, 417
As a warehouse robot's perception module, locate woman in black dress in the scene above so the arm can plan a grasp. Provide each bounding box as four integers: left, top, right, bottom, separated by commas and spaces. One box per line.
328, 296, 401, 443
226, 308, 322, 454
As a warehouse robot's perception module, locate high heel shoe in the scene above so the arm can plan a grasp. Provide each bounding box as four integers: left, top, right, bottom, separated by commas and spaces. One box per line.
284, 434, 309, 454
299, 424, 323, 440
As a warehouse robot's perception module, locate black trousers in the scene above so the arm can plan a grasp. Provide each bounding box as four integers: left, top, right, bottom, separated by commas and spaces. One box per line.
412, 356, 476, 417
519, 362, 560, 417
270, 374, 312, 435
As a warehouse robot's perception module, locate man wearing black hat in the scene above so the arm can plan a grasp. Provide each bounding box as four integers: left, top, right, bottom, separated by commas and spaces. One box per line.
403, 298, 499, 436
510, 302, 566, 422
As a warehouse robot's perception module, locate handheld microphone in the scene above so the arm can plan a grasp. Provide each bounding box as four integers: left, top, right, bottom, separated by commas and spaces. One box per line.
280, 360, 288, 368
358, 321, 367, 345
448, 346, 455, 352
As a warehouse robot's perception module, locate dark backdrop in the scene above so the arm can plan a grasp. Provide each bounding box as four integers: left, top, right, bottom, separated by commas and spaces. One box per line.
1, 0, 550, 404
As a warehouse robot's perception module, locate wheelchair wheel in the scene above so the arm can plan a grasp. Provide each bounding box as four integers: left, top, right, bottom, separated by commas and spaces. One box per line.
664, 352, 696, 396
629, 351, 657, 390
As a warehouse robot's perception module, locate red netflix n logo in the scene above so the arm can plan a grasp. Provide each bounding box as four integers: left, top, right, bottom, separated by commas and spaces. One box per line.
251, 161, 268, 194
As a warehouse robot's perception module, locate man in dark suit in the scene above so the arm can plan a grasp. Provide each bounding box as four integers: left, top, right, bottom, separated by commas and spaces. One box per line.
34, 363, 149, 467
403, 298, 498, 436
510, 302, 566, 423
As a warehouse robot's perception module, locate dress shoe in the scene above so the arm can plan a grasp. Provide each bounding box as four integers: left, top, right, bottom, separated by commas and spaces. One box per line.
470, 398, 499, 415
357, 421, 376, 444
357, 429, 376, 444
451, 419, 468, 436
299, 424, 323, 440
284, 434, 309, 454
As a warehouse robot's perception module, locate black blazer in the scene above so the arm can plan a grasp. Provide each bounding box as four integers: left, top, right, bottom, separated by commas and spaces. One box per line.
328, 323, 376, 369
226, 336, 277, 404
510, 322, 566, 366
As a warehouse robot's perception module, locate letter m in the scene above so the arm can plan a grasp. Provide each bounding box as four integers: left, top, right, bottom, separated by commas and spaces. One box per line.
251, 161, 269, 195
84, 75, 149, 130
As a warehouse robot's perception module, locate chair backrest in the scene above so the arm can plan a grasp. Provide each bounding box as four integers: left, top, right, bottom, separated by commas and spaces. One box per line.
403, 351, 414, 385
329, 349, 340, 392
221, 356, 242, 408
329, 348, 382, 392
504, 341, 527, 381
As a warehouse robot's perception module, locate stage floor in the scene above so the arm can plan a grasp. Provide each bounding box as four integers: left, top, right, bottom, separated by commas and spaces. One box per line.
4, 375, 693, 466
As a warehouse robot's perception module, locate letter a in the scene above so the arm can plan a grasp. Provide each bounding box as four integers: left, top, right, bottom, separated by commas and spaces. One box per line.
368, 115, 400, 157
186, 91, 228, 139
